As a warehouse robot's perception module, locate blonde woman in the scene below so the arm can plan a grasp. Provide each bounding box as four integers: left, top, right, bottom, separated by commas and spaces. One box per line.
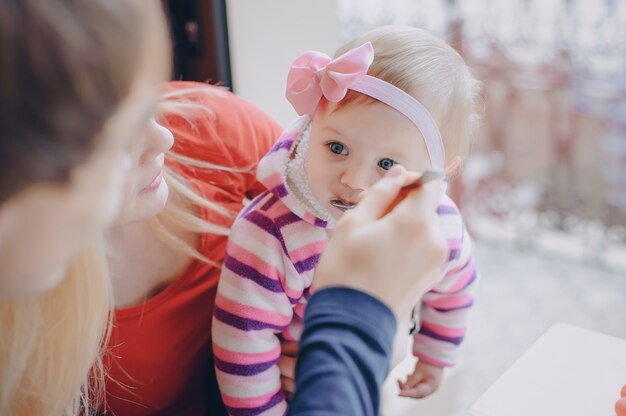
0, 0, 170, 414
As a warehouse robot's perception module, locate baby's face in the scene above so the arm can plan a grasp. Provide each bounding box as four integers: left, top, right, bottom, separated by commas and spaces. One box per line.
307, 100, 432, 219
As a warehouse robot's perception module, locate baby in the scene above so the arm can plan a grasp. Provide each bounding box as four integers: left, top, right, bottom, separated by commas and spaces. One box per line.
212, 25, 481, 415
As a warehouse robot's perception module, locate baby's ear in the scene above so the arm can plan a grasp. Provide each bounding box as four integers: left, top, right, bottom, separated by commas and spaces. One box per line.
444, 156, 463, 176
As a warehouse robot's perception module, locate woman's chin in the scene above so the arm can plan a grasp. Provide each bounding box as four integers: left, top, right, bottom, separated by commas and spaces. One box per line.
113, 182, 169, 226
138, 181, 170, 220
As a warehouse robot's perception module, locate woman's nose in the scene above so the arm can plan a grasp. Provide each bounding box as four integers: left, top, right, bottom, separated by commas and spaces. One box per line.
139, 118, 174, 164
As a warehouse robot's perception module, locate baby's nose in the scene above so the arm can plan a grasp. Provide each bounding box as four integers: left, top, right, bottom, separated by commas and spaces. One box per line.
340, 167, 373, 192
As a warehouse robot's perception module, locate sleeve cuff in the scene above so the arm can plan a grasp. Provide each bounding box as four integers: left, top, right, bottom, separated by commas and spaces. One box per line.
305, 287, 397, 350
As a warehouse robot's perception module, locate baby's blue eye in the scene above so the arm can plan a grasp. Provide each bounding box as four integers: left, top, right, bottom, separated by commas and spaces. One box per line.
378, 158, 396, 170
328, 142, 347, 155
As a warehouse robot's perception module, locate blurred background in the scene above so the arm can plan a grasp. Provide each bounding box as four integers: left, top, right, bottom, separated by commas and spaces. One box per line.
164, 1, 626, 414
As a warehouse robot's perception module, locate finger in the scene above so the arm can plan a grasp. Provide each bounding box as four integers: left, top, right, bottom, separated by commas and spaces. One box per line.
280, 340, 299, 356
397, 379, 405, 390
401, 170, 424, 186
621, 384, 626, 398
616, 397, 626, 416
278, 355, 297, 380
398, 382, 435, 399
404, 371, 426, 388
387, 181, 448, 265
349, 165, 408, 222
381, 169, 444, 217
392, 180, 443, 217
281, 375, 296, 395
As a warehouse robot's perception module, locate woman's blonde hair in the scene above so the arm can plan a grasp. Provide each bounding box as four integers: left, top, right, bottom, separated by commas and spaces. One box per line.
0, 241, 112, 415
335, 26, 482, 166
1, 87, 248, 415
0, 0, 169, 414
149, 86, 253, 266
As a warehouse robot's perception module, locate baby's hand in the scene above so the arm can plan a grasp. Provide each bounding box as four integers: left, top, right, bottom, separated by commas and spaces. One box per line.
279, 340, 299, 401
397, 361, 444, 399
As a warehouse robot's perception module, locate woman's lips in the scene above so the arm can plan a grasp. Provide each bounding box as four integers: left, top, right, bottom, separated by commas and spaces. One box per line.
139, 171, 163, 195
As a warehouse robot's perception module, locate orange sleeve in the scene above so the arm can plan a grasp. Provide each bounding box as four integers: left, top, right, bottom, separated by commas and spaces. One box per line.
161, 81, 283, 201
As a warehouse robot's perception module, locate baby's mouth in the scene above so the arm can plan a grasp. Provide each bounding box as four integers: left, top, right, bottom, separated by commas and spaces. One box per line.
330, 199, 356, 211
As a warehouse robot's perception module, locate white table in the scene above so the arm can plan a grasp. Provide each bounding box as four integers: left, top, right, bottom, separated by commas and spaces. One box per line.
468, 323, 626, 416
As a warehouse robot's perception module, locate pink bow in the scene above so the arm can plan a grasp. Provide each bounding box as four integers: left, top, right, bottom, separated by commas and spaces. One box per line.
286, 42, 374, 115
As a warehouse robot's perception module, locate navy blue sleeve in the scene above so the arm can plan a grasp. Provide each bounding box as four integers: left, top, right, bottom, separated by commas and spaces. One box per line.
288, 287, 397, 416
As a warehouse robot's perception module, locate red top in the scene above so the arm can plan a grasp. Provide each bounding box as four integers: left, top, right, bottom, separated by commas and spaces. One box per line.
102, 82, 281, 415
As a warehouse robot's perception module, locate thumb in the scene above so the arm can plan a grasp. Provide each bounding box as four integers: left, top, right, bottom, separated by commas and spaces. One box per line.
350, 165, 407, 223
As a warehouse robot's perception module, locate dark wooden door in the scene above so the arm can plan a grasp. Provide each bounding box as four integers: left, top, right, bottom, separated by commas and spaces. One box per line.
165, 0, 232, 88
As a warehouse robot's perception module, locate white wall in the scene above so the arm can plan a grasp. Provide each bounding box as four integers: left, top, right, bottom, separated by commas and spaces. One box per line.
226, 0, 341, 126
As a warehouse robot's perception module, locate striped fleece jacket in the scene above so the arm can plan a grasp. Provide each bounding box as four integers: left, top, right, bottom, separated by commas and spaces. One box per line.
212, 116, 478, 416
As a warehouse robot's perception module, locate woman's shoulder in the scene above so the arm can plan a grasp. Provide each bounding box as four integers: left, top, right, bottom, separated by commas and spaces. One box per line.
161, 81, 282, 158
160, 81, 283, 193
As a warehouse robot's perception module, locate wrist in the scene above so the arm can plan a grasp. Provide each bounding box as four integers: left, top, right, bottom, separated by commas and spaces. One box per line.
309, 286, 397, 328
314, 283, 406, 321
